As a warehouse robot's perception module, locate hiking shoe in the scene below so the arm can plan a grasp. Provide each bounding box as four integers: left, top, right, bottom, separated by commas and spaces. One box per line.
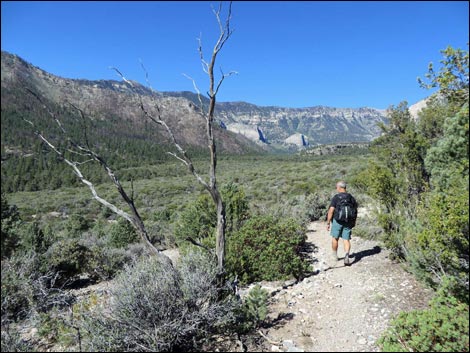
344, 253, 351, 266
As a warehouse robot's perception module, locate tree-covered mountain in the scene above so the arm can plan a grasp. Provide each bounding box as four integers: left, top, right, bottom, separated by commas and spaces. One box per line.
1, 50, 388, 191
1, 51, 262, 192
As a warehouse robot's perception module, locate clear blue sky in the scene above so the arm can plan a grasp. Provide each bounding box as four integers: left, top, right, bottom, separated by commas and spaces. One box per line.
2, 1, 468, 109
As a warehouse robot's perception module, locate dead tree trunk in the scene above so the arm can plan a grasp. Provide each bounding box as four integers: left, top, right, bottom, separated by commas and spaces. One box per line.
196, 1, 234, 275
116, 2, 234, 276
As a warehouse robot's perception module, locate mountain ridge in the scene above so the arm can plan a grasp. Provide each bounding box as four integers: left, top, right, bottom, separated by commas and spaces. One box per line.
2, 50, 389, 149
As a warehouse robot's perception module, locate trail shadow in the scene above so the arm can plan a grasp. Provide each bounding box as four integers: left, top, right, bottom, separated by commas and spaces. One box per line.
261, 312, 295, 329
299, 241, 319, 277
322, 246, 382, 271
66, 276, 95, 289
347, 245, 382, 265
300, 241, 318, 259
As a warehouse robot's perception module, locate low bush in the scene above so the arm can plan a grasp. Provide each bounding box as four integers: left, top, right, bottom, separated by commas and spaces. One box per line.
238, 285, 269, 332
107, 218, 139, 248
65, 213, 91, 237
175, 193, 216, 249
174, 183, 249, 249
1, 326, 36, 352
81, 251, 239, 352
409, 181, 469, 302
226, 215, 310, 284
1, 253, 37, 321
42, 238, 92, 286
379, 280, 469, 352
302, 191, 330, 222
1, 193, 22, 258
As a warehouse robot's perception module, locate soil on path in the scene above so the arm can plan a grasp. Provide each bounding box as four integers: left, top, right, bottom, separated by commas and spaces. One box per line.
252, 221, 434, 352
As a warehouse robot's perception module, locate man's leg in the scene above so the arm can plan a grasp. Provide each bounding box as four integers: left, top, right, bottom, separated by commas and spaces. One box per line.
342, 227, 352, 266
343, 239, 351, 254
332, 237, 339, 252
330, 237, 339, 266
330, 220, 341, 265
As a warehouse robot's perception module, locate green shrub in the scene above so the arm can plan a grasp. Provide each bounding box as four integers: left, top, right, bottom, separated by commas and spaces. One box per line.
402, 179, 469, 301
226, 215, 310, 284
379, 286, 469, 352
1, 326, 36, 352
37, 308, 76, 347
175, 183, 249, 249
238, 285, 269, 332
42, 238, 92, 286
17, 221, 53, 255
107, 218, 139, 248
86, 242, 133, 281
302, 191, 330, 222
1, 253, 37, 321
65, 213, 91, 237
223, 182, 250, 234
2, 250, 76, 322
175, 193, 216, 249
1, 193, 22, 258
291, 181, 317, 196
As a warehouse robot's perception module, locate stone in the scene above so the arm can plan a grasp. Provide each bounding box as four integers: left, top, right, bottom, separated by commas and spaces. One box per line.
357, 337, 367, 345
283, 340, 295, 349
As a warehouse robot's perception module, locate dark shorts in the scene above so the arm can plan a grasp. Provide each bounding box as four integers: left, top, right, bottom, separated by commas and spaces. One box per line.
330, 219, 352, 240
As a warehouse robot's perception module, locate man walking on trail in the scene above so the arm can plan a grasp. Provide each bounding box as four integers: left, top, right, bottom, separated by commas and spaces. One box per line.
327, 181, 358, 266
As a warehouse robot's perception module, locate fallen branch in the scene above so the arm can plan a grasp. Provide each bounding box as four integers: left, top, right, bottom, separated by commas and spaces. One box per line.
258, 330, 282, 346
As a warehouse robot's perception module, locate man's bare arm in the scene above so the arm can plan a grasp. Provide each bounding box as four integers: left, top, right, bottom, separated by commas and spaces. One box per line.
326, 206, 335, 231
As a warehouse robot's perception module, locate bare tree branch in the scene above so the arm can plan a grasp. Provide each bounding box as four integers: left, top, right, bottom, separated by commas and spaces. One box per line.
185, 237, 214, 254
112, 67, 212, 193
182, 73, 207, 117
215, 68, 238, 97
22, 90, 170, 261
197, 35, 210, 74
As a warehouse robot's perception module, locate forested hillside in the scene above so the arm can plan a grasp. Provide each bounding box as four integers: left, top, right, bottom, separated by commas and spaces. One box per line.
1, 55, 265, 193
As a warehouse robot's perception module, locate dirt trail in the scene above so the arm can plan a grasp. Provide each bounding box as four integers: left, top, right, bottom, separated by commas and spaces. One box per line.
255, 221, 433, 352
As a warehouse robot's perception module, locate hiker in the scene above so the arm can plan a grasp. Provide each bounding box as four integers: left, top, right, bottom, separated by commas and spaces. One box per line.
326, 180, 358, 266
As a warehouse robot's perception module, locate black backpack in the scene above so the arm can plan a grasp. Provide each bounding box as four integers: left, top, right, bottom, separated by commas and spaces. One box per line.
334, 193, 357, 225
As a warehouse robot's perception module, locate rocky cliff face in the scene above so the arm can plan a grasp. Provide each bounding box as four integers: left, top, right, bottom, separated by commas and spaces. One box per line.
165, 93, 389, 147
218, 103, 388, 146
284, 133, 309, 147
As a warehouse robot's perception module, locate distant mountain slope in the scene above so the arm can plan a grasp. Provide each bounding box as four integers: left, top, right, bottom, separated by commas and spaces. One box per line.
1, 51, 261, 155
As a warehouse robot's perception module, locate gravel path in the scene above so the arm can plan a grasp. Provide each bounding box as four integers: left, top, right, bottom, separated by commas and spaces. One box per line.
255, 221, 433, 352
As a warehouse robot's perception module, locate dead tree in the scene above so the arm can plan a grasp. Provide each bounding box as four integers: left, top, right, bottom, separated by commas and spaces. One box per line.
23, 89, 172, 266
23, 2, 233, 276
199, 1, 235, 276
114, 2, 235, 276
